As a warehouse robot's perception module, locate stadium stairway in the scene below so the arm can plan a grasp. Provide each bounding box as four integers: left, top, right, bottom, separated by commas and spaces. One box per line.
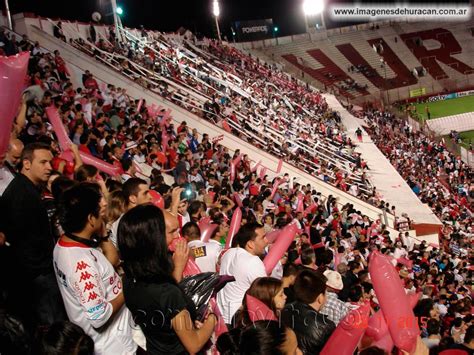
22, 23, 411, 240
322, 94, 442, 240
366, 38, 417, 88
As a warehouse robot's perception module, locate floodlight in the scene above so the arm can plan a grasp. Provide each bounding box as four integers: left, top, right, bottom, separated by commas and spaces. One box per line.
116, 6, 124, 15
303, 0, 325, 16
213, 0, 220, 17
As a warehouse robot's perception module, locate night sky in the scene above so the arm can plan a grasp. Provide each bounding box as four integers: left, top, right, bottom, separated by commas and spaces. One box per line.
5, 0, 472, 41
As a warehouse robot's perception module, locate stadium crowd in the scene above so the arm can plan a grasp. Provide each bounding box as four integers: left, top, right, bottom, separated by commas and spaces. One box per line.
361, 109, 473, 236
0, 27, 472, 355
68, 27, 377, 201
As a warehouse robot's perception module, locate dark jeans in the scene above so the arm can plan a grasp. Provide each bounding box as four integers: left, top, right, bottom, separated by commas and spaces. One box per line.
7, 271, 67, 332
31, 272, 67, 326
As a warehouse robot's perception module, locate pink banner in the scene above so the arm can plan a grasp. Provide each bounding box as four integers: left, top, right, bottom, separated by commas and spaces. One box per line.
0, 52, 30, 157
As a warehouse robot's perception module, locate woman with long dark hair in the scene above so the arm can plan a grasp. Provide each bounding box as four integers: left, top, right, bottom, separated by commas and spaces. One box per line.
233, 277, 287, 329
117, 204, 216, 354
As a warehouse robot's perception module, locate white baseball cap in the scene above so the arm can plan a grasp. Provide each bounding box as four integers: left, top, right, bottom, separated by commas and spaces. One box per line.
323, 270, 343, 290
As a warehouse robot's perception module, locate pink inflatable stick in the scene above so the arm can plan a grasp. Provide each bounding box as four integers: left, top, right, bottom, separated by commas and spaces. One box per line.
265, 229, 281, 244
251, 160, 261, 173
233, 192, 243, 208
45, 105, 73, 150
225, 208, 242, 249
263, 222, 297, 275
368, 251, 419, 353
200, 223, 218, 243
79, 151, 120, 177
321, 302, 370, 355
0, 52, 30, 157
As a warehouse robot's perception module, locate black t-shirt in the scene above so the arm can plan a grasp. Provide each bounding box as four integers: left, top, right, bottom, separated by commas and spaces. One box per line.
123, 277, 195, 355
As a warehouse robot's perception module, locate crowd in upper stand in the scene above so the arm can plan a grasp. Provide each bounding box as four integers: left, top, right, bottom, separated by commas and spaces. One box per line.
0, 26, 472, 355
359, 108, 473, 232
65, 24, 376, 201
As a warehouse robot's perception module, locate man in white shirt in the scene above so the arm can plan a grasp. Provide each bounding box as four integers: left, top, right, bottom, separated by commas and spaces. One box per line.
436, 295, 448, 317
189, 167, 205, 186
184, 221, 222, 273
217, 222, 268, 325
53, 183, 136, 354
393, 241, 408, 259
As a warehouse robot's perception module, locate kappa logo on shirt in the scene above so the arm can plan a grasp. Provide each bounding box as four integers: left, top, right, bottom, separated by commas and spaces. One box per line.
79, 271, 93, 282
75, 261, 90, 272
87, 291, 99, 302
83, 281, 95, 292
192, 246, 207, 258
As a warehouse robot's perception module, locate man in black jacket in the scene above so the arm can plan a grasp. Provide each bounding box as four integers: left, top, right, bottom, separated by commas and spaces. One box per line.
339, 260, 362, 302
1, 142, 66, 330
281, 269, 335, 354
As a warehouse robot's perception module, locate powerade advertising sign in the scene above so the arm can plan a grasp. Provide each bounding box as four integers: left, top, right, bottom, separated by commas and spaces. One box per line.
428, 93, 456, 102
428, 90, 474, 102
234, 19, 274, 42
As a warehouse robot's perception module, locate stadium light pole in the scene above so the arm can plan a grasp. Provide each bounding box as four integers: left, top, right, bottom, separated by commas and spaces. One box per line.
212, 0, 222, 42
110, 0, 123, 43
303, 0, 326, 33
4, 0, 12, 30
273, 26, 279, 44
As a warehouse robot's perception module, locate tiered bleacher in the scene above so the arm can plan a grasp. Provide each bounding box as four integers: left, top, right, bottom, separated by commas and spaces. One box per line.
66, 26, 376, 201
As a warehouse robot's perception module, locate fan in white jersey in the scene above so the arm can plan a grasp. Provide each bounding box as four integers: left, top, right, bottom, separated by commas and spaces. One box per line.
183, 220, 225, 273
53, 183, 136, 354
